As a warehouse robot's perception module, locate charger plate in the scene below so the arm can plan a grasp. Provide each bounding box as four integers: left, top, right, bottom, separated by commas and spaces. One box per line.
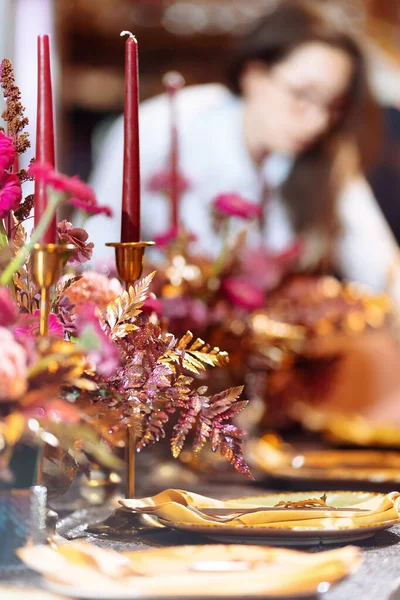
19, 543, 362, 599
154, 491, 400, 546
249, 440, 400, 487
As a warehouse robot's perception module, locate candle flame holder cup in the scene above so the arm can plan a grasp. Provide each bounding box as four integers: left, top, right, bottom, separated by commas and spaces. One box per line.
105, 241, 155, 500
106, 241, 155, 288
31, 243, 75, 338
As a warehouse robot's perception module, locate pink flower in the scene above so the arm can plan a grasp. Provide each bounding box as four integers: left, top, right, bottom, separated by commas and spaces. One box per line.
213, 193, 261, 220
147, 168, 191, 195
75, 304, 120, 377
0, 131, 16, 174
142, 296, 163, 317
28, 162, 112, 217
0, 173, 22, 219
57, 220, 94, 265
222, 277, 265, 311
63, 272, 123, 313
0, 286, 18, 326
14, 311, 64, 340
0, 327, 27, 401
154, 226, 179, 248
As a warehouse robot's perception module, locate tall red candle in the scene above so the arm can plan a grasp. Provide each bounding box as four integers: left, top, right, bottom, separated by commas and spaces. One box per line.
34, 34, 56, 244
121, 32, 140, 243
163, 72, 184, 231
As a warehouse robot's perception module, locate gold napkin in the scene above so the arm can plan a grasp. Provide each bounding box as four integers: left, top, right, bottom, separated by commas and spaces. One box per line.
18, 541, 362, 598
119, 488, 400, 529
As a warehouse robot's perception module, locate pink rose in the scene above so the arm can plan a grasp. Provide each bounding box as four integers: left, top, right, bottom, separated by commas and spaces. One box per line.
0, 327, 27, 401
0, 173, 22, 219
0, 131, 16, 174
63, 272, 123, 313
222, 277, 265, 311
213, 193, 261, 220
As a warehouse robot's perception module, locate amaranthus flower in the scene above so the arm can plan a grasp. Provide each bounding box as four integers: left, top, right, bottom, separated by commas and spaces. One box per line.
0, 173, 22, 219
213, 193, 261, 220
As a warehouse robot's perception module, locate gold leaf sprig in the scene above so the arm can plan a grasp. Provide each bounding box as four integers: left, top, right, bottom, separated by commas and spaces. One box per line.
160, 330, 229, 374
104, 272, 155, 340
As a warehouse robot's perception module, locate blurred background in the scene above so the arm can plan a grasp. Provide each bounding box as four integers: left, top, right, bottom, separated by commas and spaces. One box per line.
2, 0, 400, 238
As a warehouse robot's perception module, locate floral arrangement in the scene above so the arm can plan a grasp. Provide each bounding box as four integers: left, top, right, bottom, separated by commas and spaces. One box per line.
0, 60, 251, 483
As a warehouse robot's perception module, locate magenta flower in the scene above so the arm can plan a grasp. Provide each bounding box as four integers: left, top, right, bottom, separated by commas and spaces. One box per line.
222, 277, 265, 311
0, 131, 16, 174
213, 193, 261, 220
14, 311, 65, 340
147, 168, 191, 195
0, 286, 18, 326
57, 220, 94, 265
28, 162, 112, 217
142, 296, 163, 317
154, 226, 179, 248
75, 304, 120, 377
0, 173, 22, 219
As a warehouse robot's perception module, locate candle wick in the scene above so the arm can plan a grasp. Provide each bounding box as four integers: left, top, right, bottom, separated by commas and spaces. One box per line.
120, 30, 137, 42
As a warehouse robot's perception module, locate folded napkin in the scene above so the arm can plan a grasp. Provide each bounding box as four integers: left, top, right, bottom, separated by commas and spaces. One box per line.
18, 541, 362, 598
119, 488, 400, 529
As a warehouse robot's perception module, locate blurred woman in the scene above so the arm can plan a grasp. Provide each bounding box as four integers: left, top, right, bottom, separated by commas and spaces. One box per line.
88, 0, 399, 299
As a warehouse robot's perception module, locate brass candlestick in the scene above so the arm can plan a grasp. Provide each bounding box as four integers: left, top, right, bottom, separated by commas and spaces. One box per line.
105, 241, 155, 289
31, 243, 75, 337
106, 240, 155, 498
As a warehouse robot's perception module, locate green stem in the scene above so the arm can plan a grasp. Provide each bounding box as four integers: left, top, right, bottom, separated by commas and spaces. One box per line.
0, 192, 62, 286
0, 220, 8, 251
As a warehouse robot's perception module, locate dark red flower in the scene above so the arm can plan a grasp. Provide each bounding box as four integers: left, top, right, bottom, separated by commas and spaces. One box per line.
147, 168, 191, 196
57, 220, 94, 266
0, 131, 16, 174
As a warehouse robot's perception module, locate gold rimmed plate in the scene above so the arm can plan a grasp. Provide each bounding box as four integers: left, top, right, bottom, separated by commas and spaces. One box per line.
19, 542, 362, 599
154, 491, 400, 546
249, 440, 400, 489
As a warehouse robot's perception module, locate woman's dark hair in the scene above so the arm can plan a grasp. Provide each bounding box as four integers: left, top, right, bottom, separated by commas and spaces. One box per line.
226, 0, 381, 239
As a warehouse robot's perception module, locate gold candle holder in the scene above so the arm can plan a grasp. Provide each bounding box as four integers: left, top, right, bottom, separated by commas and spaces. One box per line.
106, 240, 155, 498
31, 243, 75, 337
105, 241, 155, 289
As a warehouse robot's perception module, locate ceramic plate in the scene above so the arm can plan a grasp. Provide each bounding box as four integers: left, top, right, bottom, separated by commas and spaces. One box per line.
250, 442, 400, 487
38, 543, 361, 599
156, 491, 399, 546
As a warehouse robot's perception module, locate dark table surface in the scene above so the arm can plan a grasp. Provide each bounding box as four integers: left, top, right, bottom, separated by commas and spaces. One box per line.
3, 470, 400, 600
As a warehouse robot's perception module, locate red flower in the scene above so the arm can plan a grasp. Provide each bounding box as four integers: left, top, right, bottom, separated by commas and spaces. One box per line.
147, 168, 191, 195
0, 173, 22, 219
222, 277, 265, 311
57, 220, 94, 266
28, 162, 112, 217
213, 193, 261, 220
0, 131, 16, 174
142, 296, 163, 317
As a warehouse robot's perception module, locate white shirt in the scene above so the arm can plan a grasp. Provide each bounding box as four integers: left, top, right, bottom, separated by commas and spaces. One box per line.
87, 84, 400, 300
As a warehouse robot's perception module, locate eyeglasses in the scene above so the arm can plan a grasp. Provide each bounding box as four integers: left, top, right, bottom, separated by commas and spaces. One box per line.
270, 74, 347, 121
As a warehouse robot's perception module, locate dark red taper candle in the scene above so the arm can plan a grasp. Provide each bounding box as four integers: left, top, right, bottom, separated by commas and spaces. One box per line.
121, 32, 140, 243
34, 34, 56, 243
